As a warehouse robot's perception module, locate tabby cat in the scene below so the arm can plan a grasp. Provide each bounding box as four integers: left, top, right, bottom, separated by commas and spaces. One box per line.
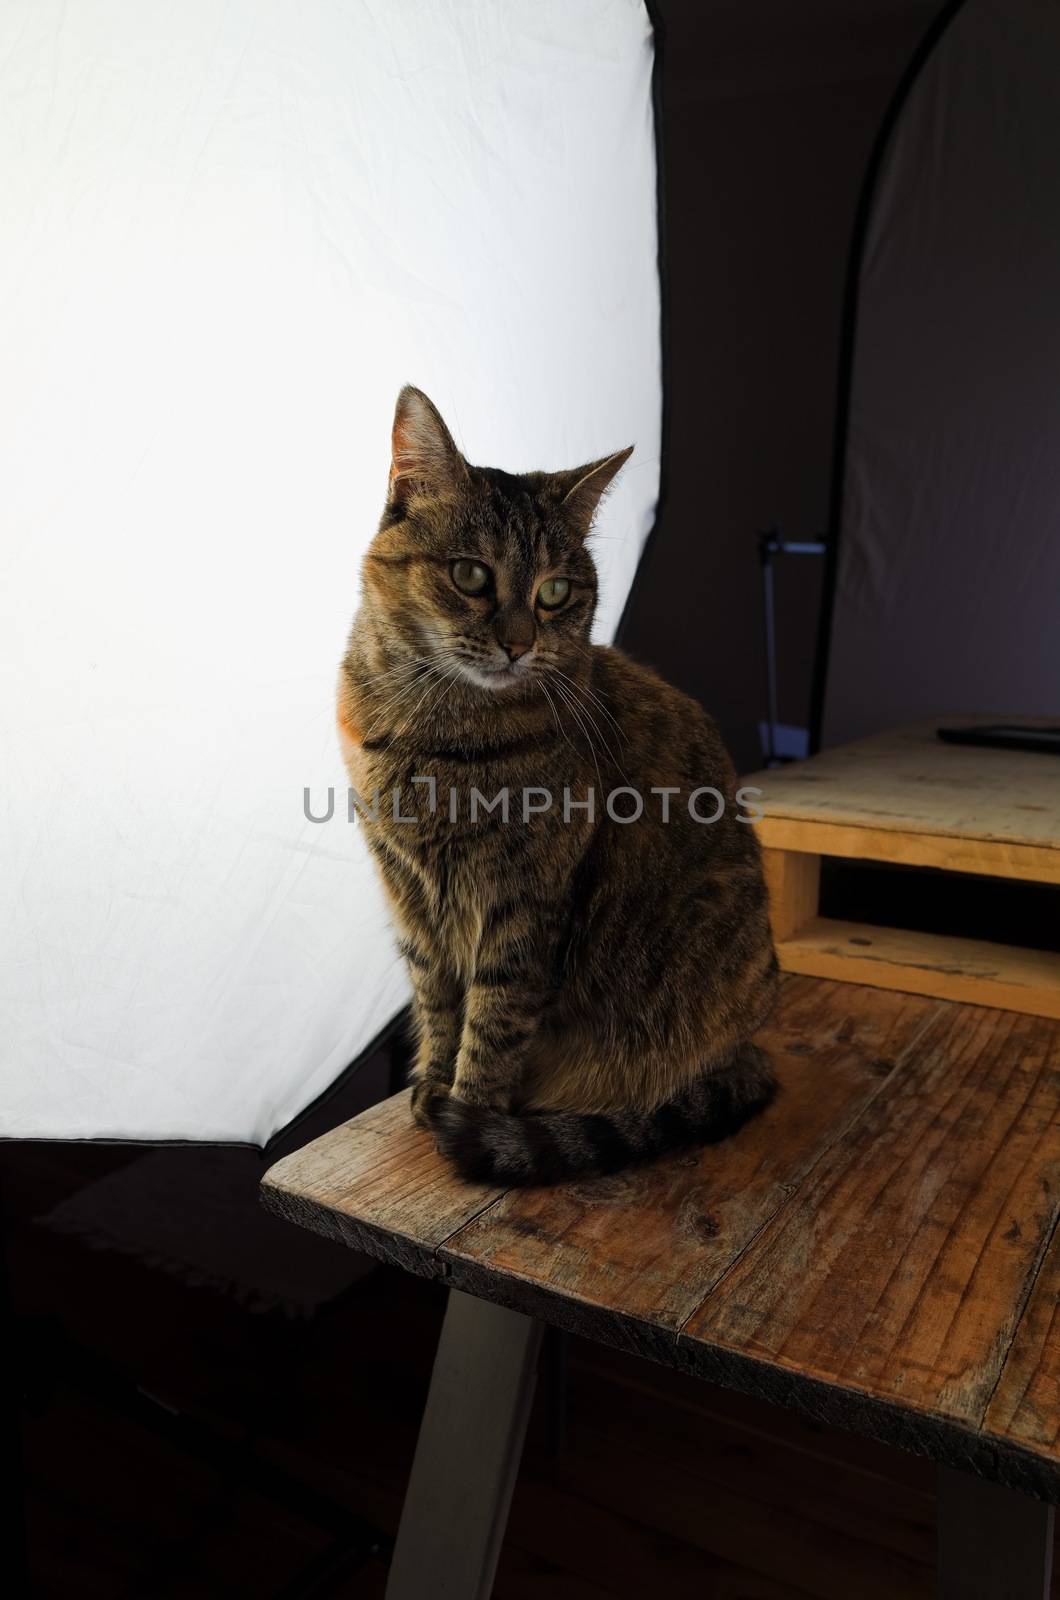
338, 387, 778, 1185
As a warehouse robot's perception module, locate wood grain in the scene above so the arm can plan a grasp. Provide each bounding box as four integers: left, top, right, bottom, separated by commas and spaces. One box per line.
679, 1005, 1060, 1494
439, 981, 939, 1358
261, 1088, 501, 1275
777, 917, 1060, 1020
986, 1215, 1060, 1456
745, 717, 1060, 854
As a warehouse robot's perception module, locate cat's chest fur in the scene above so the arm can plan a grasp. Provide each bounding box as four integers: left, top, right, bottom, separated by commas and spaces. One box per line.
338, 683, 505, 965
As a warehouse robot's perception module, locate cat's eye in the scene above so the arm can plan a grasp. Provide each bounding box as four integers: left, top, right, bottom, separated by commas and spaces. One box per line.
450, 559, 491, 596
536, 576, 571, 610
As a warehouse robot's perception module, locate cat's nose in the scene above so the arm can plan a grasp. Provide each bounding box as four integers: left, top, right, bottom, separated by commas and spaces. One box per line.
501, 639, 532, 662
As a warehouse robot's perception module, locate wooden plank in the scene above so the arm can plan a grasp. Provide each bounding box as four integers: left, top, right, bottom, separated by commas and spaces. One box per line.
745, 717, 1060, 853
986, 1216, 1060, 1457
678, 1004, 1060, 1497
777, 917, 1060, 1020
261, 1089, 501, 1275
762, 847, 820, 939
756, 816, 1060, 885
437, 981, 942, 1359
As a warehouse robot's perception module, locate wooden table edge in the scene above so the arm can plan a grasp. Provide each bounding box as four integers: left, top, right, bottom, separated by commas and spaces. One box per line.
674, 1335, 1060, 1506
260, 1167, 1060, 1505
260, 1175, 499, 1281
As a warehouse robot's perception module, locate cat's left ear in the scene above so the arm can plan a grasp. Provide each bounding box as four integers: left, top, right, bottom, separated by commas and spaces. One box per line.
551, 446, 634, 535
388, 385, 469, 508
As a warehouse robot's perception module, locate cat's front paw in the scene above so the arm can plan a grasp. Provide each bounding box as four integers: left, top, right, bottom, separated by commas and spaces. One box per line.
448, 1079, 514, 1113
411, 1079, 450, 1128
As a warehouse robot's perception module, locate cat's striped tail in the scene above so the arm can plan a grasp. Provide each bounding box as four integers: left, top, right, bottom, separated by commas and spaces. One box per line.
423, 1045, 775, 1187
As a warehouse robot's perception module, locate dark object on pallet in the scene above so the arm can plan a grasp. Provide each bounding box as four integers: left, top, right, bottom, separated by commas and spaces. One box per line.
937, 724, 1060, 756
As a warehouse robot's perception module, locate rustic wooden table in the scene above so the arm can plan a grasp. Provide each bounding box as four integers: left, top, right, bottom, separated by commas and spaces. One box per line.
263, 975, 1060, 1600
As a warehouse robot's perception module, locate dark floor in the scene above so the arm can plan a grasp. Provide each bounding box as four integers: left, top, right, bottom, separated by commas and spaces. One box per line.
4, 1136, 1058, 1600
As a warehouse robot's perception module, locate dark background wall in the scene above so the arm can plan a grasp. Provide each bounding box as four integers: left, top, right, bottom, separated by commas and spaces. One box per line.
622, 0, 941, 774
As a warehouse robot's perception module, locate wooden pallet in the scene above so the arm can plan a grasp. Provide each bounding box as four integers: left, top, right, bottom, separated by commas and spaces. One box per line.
746, 718, 1060, 1019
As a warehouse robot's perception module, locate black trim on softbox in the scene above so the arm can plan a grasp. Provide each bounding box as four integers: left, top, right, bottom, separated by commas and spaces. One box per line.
616, 0, 669, 649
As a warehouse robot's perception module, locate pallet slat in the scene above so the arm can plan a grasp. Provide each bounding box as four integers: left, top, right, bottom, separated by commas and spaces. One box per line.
775, 918, 1060, 1020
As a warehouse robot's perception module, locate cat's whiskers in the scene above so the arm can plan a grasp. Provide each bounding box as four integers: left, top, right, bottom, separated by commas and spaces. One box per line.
355, 656, 440, 737
543, 670, 605, 794
547, 661, 628, 748
536, 677, 585, 772
378, 656, 468, 748
361, 664, 434, 723
358, 654, 437, 691
416, 660, 466, 728
428, 661, 468, 728
362, 663, 445, 741
319, 655, 430, 730
546, 668, 631, 787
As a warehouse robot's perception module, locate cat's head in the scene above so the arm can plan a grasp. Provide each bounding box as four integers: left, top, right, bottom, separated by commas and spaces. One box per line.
361, 386, 632, 693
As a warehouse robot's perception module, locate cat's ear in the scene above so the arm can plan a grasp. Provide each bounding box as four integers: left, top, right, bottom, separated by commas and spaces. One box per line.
388, 386, 468, 508
551, 446, 633, 534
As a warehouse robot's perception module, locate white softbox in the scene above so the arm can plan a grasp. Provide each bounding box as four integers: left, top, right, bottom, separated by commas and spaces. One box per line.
1, 1, 662, 1145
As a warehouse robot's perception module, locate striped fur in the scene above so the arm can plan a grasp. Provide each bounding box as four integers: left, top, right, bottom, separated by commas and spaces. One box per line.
422, 1046, 776, 1187
339, 387, 779, 1186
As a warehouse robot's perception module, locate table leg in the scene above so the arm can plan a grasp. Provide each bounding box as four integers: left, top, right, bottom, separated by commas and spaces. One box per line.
385, 1290, 543, 1600
937, 1466, 1055, 1599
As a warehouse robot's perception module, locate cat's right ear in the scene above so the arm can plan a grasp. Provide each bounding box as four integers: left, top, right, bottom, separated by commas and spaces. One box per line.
388, 386, 468, 509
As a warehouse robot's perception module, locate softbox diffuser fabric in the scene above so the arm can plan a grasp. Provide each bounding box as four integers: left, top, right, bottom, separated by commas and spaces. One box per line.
0, 1, 662, 1144
819, 0, 1060, 748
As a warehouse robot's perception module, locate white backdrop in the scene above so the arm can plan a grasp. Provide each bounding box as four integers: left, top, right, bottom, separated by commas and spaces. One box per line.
0, 0, 662, 1144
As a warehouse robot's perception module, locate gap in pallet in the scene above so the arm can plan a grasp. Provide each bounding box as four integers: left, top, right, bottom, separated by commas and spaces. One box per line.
820, 859, 1060, 953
